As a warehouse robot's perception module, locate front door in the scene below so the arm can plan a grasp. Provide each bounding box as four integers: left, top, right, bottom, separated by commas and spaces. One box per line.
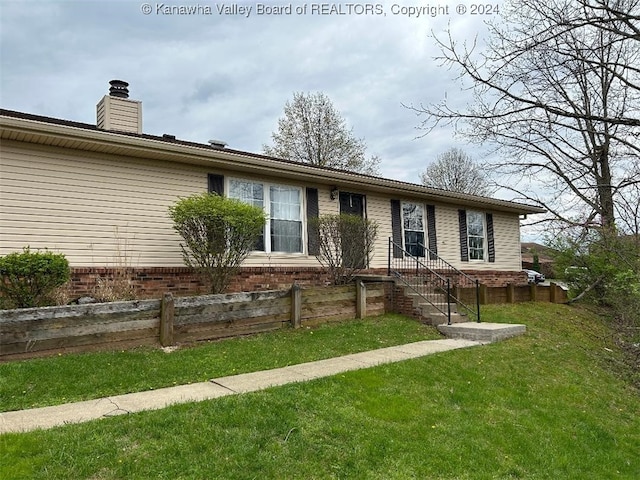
338, 192, 366, 268
339, 192, 364, 218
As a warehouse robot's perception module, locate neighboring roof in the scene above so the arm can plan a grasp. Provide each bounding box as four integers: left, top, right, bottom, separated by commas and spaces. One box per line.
0, 108, 546, 215
521, 242, 556, 263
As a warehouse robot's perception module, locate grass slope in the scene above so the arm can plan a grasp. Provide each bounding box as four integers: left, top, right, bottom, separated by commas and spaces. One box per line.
1, 304, 639, 479
0, 314, 441, 412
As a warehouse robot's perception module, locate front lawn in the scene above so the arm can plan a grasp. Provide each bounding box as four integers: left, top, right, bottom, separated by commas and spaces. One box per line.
0, 313, 441, 412
1, 304, 639, 479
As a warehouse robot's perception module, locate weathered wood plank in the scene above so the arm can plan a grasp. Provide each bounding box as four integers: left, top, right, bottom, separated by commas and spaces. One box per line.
175, 317, 288, 337
175, 312, 290, 332
0, 327, 158, 356
174, 319, 286, 343
160, 292, 174, 347
301, 285, 353, 299
302, 299, 356, 315
176, 304, 291, 326
0, 309, 160, 336
175, 296, 291, 318
0, 299, 160, 322
1, 318, 160, 344
0, 337, 160, 362
302, 291, 356, 304
174, 290, 291, 309
291, 284, 302, 328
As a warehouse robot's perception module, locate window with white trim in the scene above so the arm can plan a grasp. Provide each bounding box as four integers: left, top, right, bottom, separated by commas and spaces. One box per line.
228, 179, 303, 253
466, 211, 485, 260
402, 202, 425, 257
270, 185, 302, 253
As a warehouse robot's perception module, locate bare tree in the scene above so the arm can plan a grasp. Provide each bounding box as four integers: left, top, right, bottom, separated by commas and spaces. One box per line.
264, 92, 380, 175
310, 214, 378, 285
410, 0, 640, 233
420, 148, 494, 196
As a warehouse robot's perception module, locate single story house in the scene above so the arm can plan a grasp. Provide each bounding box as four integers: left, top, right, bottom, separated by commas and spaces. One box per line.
0, 81, 545, 298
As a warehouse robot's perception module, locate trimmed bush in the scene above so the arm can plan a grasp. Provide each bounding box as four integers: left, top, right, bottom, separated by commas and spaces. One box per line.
0, 247, 71, 309
169, 193, 267, 293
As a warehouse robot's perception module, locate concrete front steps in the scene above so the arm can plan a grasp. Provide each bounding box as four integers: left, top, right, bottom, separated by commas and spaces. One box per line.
437, 322, 526, 342
398, 280, 527, 342
402, 286, 469, 326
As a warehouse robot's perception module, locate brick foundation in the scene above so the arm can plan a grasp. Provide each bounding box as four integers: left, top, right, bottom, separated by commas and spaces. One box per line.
68, 266, 527, 300
70, 267, 208, 299
69, 266, 334, 300
383, 283, 424, 321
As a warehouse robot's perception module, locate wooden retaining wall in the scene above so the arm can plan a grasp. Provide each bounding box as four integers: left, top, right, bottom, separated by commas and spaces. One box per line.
0, 282, 387, 361
455, 282, 568, 305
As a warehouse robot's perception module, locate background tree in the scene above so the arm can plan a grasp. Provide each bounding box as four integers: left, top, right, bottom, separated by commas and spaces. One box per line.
310, 214, 378, 285
412, 0, 639, 379
169, 193, 266, 294
411, 0, 640, 233
420, 148, 493, 196
264, 92, 380, 175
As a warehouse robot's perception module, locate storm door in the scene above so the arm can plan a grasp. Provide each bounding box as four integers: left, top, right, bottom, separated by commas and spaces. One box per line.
338, 192, 366, 269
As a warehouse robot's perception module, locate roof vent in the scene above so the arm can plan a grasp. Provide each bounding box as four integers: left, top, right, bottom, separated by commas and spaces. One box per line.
163, 134, 176, 141
208, 139, 228, 149
109, 80, 129, 99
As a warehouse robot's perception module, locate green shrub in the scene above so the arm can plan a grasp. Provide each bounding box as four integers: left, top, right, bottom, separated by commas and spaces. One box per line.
169, 193, 267, 293
0, 247, 71, 309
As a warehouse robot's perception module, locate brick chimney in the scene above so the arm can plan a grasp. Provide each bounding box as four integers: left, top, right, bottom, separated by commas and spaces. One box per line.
96, 80, 142, 134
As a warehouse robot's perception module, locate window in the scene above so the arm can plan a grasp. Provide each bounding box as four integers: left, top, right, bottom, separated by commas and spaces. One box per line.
229, 179, 303, 253
229, 179, 265, 250
270, 186, 302, 253
466, 211, 485, 260
402, 202, 425, 257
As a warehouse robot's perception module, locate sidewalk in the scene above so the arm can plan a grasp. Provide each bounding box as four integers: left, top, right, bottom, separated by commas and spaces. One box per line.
0, 337, 484, 434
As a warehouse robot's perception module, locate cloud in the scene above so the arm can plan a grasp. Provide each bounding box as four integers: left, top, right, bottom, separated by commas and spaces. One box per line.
1, 0, 494, 184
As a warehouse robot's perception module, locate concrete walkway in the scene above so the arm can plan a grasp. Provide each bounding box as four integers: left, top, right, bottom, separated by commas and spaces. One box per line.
0, 338, 483, 434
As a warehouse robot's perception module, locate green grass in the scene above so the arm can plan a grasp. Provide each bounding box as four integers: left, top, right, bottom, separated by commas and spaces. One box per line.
2, 304, 639, 479
0, 313, 441, 412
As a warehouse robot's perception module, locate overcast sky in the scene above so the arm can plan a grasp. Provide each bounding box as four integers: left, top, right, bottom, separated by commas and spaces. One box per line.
0, 0, 499, 180
1, 1, 547, 238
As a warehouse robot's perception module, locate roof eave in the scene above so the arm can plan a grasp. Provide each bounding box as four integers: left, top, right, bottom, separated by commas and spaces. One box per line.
0, 113, 546, 215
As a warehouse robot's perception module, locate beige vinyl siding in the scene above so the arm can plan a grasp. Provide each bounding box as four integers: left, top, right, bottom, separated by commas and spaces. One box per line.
318, 187, 339, 216
432, 204, 522, 271
1, 141, 205, 266
365, 193, 393, 269
492, 212, 523, 270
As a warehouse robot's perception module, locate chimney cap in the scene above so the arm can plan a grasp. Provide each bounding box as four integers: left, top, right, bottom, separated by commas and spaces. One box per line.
109, 79, 129, 99
208, 139, 228, 149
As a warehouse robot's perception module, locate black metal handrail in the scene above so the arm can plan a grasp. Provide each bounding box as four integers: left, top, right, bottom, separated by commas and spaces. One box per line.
387, 238, 480, 323
387, 237, 452, 324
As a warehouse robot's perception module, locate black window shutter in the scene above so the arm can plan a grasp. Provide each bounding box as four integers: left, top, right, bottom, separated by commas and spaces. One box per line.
390, 199, 403, 258
426, 204, 437, 260
208, 174, 224, 195
486, 213, 496, 263
306, 188, 320, 256
458, 209, 469, 262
